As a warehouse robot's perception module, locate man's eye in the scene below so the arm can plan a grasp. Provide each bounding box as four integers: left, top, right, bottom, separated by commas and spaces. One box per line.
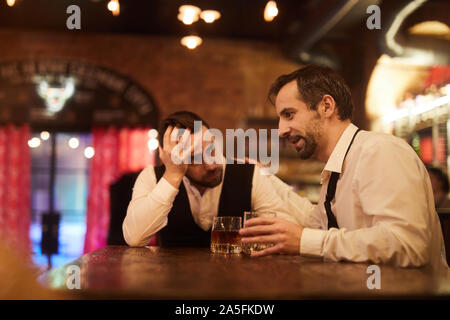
284, 112, 294, 119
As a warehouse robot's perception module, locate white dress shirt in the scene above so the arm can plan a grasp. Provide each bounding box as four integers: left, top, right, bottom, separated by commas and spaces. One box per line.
300, 123, 448, 271
122, 163, 311, 247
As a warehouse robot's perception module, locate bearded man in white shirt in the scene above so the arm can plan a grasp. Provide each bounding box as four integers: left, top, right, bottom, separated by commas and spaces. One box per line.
122, 111, 307, 248
239, 64, 448, 271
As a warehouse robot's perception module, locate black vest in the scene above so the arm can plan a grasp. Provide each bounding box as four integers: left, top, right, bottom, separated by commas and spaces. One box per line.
154, 164, 254, 247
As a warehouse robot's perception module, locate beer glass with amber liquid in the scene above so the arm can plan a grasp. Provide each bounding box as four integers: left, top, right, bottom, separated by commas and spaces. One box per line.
210, 216, 242, 254
242, 211, 277, 254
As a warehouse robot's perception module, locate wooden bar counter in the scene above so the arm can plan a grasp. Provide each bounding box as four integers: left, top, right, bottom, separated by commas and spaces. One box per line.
43, 246, 450, 299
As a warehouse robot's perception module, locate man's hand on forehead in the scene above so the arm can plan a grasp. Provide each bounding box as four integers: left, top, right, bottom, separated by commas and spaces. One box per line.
159, 125, 191, 186
163, 126, 193, 165
166, 126, 222, 165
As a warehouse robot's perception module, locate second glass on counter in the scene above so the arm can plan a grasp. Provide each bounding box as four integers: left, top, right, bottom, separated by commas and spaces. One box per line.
242, 211, 277, 255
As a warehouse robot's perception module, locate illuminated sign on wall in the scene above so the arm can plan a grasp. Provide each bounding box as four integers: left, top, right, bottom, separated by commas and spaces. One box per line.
37, 77, 75, 114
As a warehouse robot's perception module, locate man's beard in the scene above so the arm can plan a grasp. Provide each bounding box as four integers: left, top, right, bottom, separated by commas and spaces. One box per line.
296, 133, 318, 160
289, 119, 322, 160
187, 168, 223, 188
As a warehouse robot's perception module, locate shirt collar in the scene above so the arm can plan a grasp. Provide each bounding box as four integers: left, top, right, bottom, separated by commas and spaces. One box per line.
182, 176, 202, 197
322, 123, 359, 178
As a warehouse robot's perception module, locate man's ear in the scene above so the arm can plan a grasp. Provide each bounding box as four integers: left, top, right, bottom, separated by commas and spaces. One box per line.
320, 94, 337, 119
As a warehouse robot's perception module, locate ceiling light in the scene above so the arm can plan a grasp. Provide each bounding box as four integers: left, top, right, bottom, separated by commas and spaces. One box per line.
148, 138, 159, 151
107, 0, 120, 16
68, 137, 80, 149
28, 137, 41, 148
264, 1, 278, 22
40, 131, 50, 141
148, 129, 158, 139
200, 10, 221, 23
180, 35, 203, 50
107, 0, 118, 11
6, 0, 16, 7
84, 146, 95, 159
178, 5, 201, 25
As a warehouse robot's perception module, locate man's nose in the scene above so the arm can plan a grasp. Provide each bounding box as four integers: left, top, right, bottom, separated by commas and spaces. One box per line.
204, 163, 219, 171
278, 120, 290, 138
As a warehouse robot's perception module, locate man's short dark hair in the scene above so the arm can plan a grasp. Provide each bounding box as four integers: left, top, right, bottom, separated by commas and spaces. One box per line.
426, 165, 449, 194
158, 111, 209, 146
268, 64, 354, 120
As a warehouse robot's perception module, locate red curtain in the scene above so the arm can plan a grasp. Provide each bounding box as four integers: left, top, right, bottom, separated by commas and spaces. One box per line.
83, 127, 155, 253
0, 125, 31, 253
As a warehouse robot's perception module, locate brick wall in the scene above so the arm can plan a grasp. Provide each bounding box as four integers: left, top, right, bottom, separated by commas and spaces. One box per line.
0, 30, 300, 132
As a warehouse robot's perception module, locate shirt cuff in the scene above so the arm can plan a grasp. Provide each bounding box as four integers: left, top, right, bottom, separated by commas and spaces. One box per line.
300, 228, 327, 257
149, 177, 179, 205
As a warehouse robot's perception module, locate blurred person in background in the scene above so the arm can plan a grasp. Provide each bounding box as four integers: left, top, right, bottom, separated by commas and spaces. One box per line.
426, 165, 450, 210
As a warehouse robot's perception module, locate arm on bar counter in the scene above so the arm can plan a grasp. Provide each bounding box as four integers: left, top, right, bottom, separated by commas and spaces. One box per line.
122, 165, 179, 247
122, 162, 316, 247
122, 122, 316, 247
239, 65, 448, 271
241, 133, 448, 272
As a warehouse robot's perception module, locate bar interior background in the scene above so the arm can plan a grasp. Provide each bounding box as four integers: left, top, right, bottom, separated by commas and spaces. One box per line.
0, 0, 449, 269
